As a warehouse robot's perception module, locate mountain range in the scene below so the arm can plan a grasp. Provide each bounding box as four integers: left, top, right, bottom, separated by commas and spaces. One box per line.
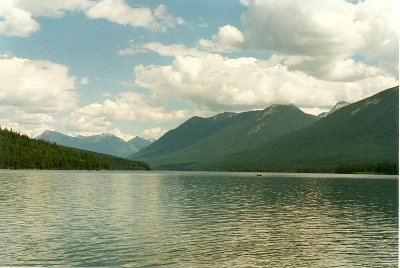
36, 131, 153, 158
130, 86, 398, 172
130, 104, 319, 165
0, 128, 150, 170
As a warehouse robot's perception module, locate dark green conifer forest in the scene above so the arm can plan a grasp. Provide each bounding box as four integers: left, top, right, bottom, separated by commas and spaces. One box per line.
335, 162, 398, 175
0, 128, 150, 170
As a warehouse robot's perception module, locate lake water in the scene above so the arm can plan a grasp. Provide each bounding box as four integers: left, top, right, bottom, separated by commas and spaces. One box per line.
0, 170, 397, 267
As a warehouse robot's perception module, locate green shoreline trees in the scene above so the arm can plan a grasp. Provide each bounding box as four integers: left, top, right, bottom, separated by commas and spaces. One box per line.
335, 162, 398, 175
0, 128, 149, 171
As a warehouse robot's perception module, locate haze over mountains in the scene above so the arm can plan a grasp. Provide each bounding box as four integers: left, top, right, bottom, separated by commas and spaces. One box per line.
130, 86, 398, 172
32, 86, 398, 173
36, 131, 153, 158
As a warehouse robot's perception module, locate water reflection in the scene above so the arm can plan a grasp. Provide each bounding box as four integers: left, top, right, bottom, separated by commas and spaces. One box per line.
0, 170, 397, 267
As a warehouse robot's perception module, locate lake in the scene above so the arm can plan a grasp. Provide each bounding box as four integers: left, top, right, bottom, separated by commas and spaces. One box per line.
0, 170, 397, 267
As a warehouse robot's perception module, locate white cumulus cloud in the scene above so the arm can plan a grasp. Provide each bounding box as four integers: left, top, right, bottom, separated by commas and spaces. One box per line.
0, 118, 54, 138
86, 0, 184, 31
0, 53, 79, 113
0, 1, 39, 37
134, 50, 397, 113
118, 41, 206, 57
199, 25, 244, 52
108, 128, 135, 141
200, 0, 398, 79
64, 91, 189, 133
0, 0, 184, 37
141, 127, 167, 140
14, 110, 54, 125
0, 0, 91, 37
17, 0, 92, 17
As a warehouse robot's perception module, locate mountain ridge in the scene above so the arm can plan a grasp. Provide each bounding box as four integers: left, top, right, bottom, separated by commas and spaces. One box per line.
131, 86, 398, 172
219, 86, 399, 172
0, 128, 150, 170
36, 131, 153, 158
130, 103, 320, 169
318, 101, 351, 117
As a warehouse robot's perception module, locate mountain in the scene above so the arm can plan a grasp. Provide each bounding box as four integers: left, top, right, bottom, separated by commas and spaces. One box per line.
127, 136, 153, 151
318, 101, 350, 117
220, 86, 398, 172
130, 86, 398, 172
130, 104, 320, 169
36, 131, 152, 158
0, 128, 150, 170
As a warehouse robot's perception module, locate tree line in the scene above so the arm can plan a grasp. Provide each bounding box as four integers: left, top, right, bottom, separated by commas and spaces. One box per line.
0, 127, 110, 170
335, 162, 398, 175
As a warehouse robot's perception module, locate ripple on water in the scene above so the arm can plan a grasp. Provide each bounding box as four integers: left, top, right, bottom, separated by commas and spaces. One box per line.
0, 170, 397, 267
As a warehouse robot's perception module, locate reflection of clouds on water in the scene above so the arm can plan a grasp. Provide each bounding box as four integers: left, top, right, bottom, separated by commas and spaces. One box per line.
0, 170, 397, 267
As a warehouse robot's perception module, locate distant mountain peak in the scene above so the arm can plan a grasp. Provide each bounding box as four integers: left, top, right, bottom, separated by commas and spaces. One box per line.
36, 131, 153, 158
332, 101, 350, 110
36, 130, 67, 140
265, 103, 298, 110
258, 104, 300, 120
319, 101, 350, 117
212, 112, 235, 120
131, 101, 319, 166
128, 136, 148, 143
40, 129, 61, 135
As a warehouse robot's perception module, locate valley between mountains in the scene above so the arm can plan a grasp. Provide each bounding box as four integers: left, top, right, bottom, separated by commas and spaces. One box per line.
36, 86, 398, 173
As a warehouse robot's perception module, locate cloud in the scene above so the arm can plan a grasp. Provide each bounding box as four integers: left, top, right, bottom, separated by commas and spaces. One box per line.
200, 0, 398, 78
240, 0, 364, 56
0, 0, 184, 37
143, 42, 206, 57
300, 107, 329, 116
0, 0, 91, 37
80, 77, 89, 85
117, 39, 149, 56
134, 50, 397, 113
199, 25, 244, 52
0, 53, 79, 113
64, 91, 189, 132
101, 92, 112, 98
86, 0, 184, 31
17, 0, 92, 17
0, 2, 39, 37
355, 0, 399, 77
141, 127, 167, 140
0, 118, 54, 138
108, 127, 134, 141
118, 41, 206, 57
14, 110, 54, 125
284, 55, 387, 82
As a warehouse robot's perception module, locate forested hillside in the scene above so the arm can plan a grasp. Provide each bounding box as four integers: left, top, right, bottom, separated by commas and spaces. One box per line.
131, 104, 319, 169
221, 86, 399, 173
130, 86, 398, 174
0, 128, 150, 170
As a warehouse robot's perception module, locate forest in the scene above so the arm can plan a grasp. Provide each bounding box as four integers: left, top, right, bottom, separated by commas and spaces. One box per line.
0, 128, 149, 170
335, 162, 398, 175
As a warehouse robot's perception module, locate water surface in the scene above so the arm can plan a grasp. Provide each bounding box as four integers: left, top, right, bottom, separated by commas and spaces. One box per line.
0, 170, 397, 267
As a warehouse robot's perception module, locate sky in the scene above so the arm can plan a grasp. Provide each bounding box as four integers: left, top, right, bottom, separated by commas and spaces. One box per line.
0, 0, 398, 141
